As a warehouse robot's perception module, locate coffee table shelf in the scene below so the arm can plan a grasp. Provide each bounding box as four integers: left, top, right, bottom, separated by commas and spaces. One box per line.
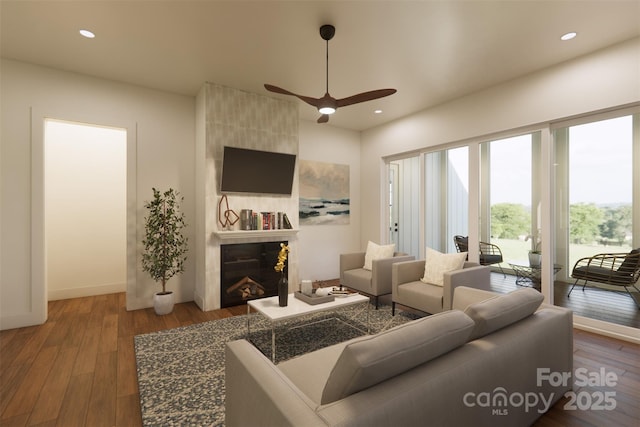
247, 292, 369, 362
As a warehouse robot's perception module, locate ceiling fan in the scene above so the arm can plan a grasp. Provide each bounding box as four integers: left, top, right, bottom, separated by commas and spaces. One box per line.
265, 24, 397, 124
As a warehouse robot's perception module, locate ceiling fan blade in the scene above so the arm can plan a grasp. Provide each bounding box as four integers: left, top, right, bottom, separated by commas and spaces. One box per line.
336, 88, 397, 108
264, 84, 321, 108
317, 114, 329, 124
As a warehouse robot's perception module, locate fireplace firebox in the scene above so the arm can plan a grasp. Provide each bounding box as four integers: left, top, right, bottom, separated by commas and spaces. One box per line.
220, 241, 287, 308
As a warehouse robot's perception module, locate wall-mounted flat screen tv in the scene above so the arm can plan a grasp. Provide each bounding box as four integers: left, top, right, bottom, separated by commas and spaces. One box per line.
220, 146, 296, 195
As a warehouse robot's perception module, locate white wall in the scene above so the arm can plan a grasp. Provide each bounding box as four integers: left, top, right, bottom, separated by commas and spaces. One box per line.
45, 120, 127, 300
1, 59, 196, 329
298, 120, 361, 282
7, 38, 635, 330
360, 37, 640, 247
0, 59, 361, 329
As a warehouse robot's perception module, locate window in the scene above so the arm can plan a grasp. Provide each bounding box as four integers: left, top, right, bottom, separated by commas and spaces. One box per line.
480, 133, 538, 264
386, 108, 639, 335
554, 114, 635, 277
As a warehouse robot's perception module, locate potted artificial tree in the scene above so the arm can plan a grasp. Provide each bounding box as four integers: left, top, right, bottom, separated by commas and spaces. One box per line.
142, 188, 188, 315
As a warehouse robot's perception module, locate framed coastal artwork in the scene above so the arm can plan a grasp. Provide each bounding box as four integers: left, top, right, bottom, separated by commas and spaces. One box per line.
299, 159, 350, 225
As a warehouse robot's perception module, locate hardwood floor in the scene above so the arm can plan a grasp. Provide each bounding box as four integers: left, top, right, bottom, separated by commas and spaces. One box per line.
0, 294, 245, 427
1, 292, 638, 426
488, 272, 640, 329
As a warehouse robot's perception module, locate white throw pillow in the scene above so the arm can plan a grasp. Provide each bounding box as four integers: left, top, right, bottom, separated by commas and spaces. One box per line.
420, 247, 467, 286
362, 241, 395, 270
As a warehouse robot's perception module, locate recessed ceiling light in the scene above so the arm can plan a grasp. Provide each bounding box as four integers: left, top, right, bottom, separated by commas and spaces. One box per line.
374, 109, 383, 114
561, 32, 577, 41
79, 29, 95, 39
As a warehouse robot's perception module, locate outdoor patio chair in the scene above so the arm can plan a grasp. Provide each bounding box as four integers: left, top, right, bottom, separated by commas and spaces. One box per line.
568, 248, 640, 309
453, 235, 506, 277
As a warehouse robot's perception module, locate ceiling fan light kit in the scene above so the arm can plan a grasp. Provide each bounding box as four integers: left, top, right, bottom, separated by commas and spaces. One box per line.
318, 95, 337, 115
265, 24, 396, 123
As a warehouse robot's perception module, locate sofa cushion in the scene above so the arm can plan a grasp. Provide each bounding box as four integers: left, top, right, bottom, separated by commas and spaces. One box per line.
320, 310, 474, 404
452, 286, 498, 311
342, 268, 373, 290
464, 288, 544, 340
479, 254, 502, 264
278, 340, 347, 405
363, 241, 395, 270
396, 280, 444, 315
420, 247, 467, 286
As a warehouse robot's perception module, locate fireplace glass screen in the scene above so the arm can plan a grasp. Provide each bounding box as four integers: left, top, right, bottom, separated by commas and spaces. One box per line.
220, 241, 287, 307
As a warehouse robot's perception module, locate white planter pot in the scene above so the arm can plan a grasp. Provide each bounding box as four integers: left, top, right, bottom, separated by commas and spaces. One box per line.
154, 291, 174, 315
528, 252, 542, 268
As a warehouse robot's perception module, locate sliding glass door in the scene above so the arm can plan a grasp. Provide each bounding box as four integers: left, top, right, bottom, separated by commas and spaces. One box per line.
387, 108, 639, 333
479, 133, 539, 266
555, 115, 634, 273
552, 111, 638, 328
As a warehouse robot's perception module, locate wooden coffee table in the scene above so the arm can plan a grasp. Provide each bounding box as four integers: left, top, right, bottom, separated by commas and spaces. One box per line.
247, 292, 370, 362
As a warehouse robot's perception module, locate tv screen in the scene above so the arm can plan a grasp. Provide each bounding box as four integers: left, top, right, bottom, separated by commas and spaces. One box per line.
220, 146, 296, 195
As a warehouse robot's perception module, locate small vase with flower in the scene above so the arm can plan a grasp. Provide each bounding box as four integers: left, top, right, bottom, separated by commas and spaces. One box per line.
274, 243, 290, 306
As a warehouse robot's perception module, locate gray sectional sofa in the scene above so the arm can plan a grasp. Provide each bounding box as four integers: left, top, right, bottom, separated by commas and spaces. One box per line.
225, 286, 573, 427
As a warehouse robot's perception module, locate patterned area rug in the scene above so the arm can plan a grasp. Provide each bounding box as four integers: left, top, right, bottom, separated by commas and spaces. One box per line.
134, 302, 419, 426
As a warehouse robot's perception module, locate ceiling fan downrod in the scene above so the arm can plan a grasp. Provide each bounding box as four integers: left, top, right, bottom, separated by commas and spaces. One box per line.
320, 24, 335, 94
319, 25, 336, 114
325, 37, 329, 95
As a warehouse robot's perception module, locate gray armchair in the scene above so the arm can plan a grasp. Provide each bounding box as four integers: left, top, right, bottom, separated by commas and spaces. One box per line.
340, 251, 414, 309
569, 248, 640, 309
392, 260, 491, 315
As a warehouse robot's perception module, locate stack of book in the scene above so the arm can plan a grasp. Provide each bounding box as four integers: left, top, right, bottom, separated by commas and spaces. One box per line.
247, 211, 292, 230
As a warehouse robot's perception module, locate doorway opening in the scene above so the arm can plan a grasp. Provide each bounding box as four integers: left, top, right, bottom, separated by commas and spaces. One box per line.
44, 119, 127, 300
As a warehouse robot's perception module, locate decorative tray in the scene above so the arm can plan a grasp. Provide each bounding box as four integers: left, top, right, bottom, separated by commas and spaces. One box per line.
331, 287, 359, 297
294, 291, 335, 305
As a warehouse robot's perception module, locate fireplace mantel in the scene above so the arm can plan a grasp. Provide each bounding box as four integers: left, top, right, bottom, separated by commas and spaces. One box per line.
213, 229, 299, 241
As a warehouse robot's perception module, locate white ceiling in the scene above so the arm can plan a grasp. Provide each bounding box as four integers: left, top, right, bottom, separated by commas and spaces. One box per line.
2, 1, 639, 131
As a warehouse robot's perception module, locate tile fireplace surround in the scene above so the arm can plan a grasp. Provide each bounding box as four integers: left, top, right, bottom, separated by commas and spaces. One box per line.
197, 82, 299, 311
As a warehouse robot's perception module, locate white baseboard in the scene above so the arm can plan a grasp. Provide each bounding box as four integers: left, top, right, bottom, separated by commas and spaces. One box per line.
48, 282, 126, 301
126, 298, 152, 311
1, 310, 48, 331
573, 315, 640, 344
194, 290, 206, 311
